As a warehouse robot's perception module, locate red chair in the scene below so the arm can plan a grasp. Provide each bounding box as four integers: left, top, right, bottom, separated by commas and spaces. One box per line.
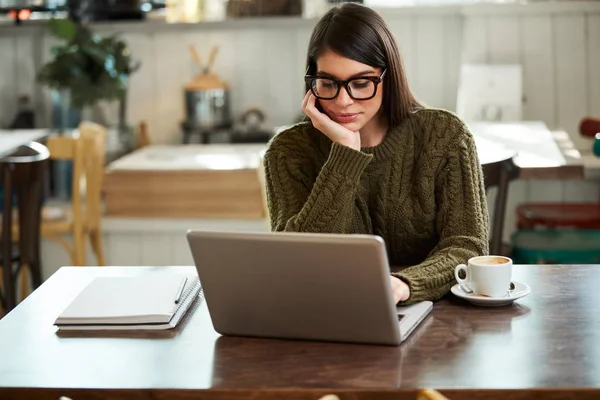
516, 117, 600, 229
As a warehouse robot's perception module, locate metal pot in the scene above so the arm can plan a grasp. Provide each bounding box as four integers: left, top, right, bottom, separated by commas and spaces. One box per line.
184, 87, 231, 130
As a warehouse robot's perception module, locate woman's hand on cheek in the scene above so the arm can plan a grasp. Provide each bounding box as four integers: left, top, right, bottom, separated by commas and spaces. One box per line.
302, 91, 361, 151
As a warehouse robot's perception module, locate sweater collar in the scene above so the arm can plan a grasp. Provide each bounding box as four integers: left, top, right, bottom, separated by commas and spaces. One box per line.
360, 121, 407, 161
315, 115, 413, 162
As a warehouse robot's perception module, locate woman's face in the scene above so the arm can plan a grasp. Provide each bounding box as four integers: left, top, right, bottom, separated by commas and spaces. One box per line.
314, 49, 384, 132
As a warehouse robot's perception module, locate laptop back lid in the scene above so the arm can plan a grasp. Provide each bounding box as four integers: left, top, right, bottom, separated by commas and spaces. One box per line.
187, 230, 403, 345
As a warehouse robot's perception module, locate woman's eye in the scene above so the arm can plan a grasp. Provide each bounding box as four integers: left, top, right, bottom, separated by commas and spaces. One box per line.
351, 80, 371, 89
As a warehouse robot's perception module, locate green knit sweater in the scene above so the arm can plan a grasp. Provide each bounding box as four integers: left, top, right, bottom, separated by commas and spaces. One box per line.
263, 108, 489, 304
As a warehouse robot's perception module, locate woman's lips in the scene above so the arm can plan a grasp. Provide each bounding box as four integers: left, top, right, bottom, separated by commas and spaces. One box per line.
331, 113, 359, 124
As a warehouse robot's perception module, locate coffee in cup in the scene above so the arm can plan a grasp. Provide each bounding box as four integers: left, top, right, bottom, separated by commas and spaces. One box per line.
455, 255, 512, 297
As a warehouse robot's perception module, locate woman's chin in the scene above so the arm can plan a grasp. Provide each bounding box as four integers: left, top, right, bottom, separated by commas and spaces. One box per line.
336, 120, 363, 132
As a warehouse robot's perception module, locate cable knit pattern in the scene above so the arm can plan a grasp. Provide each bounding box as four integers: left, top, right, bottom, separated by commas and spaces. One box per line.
263, 108, 490, 304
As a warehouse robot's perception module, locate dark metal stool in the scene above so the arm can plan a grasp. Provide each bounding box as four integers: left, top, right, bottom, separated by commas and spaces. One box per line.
1, 141, 50, 313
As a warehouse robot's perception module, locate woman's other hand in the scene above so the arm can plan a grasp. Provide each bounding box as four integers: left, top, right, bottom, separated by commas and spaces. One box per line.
390, 275, 410, 303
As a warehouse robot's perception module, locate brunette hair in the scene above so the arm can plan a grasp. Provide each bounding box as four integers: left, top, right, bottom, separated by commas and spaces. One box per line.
305, 2, 421, 128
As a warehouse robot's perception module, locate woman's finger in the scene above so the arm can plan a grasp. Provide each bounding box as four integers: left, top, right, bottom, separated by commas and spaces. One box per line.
304, 95, 331, 127
301, 90, 311, 111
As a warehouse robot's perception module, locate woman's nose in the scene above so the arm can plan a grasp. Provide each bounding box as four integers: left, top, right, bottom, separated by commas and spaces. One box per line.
335, 86, 354, 107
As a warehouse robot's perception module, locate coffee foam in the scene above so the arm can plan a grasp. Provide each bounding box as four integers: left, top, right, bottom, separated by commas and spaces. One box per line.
472, 256, 510, 266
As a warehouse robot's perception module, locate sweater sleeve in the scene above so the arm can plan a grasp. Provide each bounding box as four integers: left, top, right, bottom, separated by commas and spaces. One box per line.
392, 123, 490, 304
263, 131, 373, 233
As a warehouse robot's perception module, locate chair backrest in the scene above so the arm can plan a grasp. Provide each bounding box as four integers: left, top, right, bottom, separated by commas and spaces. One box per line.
46, 134, 86, 229
45, 121, 107, 230
482, 158, 519, 255
77, 122, 107, 230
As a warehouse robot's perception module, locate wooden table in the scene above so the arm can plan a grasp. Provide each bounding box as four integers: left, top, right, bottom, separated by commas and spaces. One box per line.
0, 265, 599, 400
467, 121, 586, 180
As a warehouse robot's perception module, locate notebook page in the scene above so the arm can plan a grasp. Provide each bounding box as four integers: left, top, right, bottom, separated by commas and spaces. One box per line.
56, 278, 202, 331
56, 274, 190, 325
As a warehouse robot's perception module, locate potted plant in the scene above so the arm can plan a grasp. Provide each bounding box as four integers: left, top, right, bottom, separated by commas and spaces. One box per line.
37, 18, 140, 132
37, 18, 140, 198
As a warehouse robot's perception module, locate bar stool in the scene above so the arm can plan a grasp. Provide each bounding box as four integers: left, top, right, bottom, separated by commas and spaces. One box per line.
0, 141, 50, 313
482, 156, 520, 256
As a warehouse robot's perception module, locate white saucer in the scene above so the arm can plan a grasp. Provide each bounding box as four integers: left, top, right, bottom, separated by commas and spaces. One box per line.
450, 281, 531, 307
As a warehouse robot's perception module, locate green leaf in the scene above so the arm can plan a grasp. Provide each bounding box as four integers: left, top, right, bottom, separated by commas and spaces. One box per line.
47, 18, 77, 41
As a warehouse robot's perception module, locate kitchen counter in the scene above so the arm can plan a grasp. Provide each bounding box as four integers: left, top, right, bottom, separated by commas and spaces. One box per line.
103, 144, 267, 219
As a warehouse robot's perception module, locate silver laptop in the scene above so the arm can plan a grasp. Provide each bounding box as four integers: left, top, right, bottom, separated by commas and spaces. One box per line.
186, 230, 432, 346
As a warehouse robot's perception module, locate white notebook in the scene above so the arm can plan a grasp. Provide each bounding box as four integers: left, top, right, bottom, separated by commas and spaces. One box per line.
55, 274, 201, 331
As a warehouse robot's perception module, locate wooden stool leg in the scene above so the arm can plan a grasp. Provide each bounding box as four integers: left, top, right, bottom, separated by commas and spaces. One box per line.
29, 177, 44, 288
89, 229, 105, 266
2, 163, 16, 311
16, 178, 31, 301
16, 170, 44, 293
19, 265, 29, 302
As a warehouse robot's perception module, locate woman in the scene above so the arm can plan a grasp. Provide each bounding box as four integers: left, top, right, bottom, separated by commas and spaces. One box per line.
263, 3, 489, 305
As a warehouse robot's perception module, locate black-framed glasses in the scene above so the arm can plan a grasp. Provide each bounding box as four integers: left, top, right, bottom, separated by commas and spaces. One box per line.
305, 69, 387, 100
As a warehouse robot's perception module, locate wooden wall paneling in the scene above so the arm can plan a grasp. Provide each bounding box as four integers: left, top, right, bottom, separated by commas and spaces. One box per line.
554, 14, 588, 150
387, 17, 417, 96
414, 15, 446, 108
0, 35, 17, 128
527, 180, 566, 203
563, 180, 600, 202
40, 235, 107, 278
106, 233, 143, 266
233, 30, 267, 128
171, 232, 195, 266
461, 15, 489, 64
141, 233, 175, 265
294, 26, 312, 104
587, 14, 600, 120
443, 14, 463, 112
520, 15, 556, 127
488, 16, 520, 64
40, 34, 63, 129
502, 181, 528, 245
264, 29, 298, 127
121, 33, 157, 143
154, 31, 188, 144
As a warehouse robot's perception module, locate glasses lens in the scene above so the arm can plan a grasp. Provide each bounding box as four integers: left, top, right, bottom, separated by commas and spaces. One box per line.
347, 79, 376, 100
311, 78, 338, 99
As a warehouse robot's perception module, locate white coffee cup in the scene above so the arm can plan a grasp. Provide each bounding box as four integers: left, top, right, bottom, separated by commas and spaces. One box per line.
455, 255, 512, 297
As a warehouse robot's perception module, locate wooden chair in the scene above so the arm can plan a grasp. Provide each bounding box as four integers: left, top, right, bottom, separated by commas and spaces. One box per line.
42, 121, 107, 266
